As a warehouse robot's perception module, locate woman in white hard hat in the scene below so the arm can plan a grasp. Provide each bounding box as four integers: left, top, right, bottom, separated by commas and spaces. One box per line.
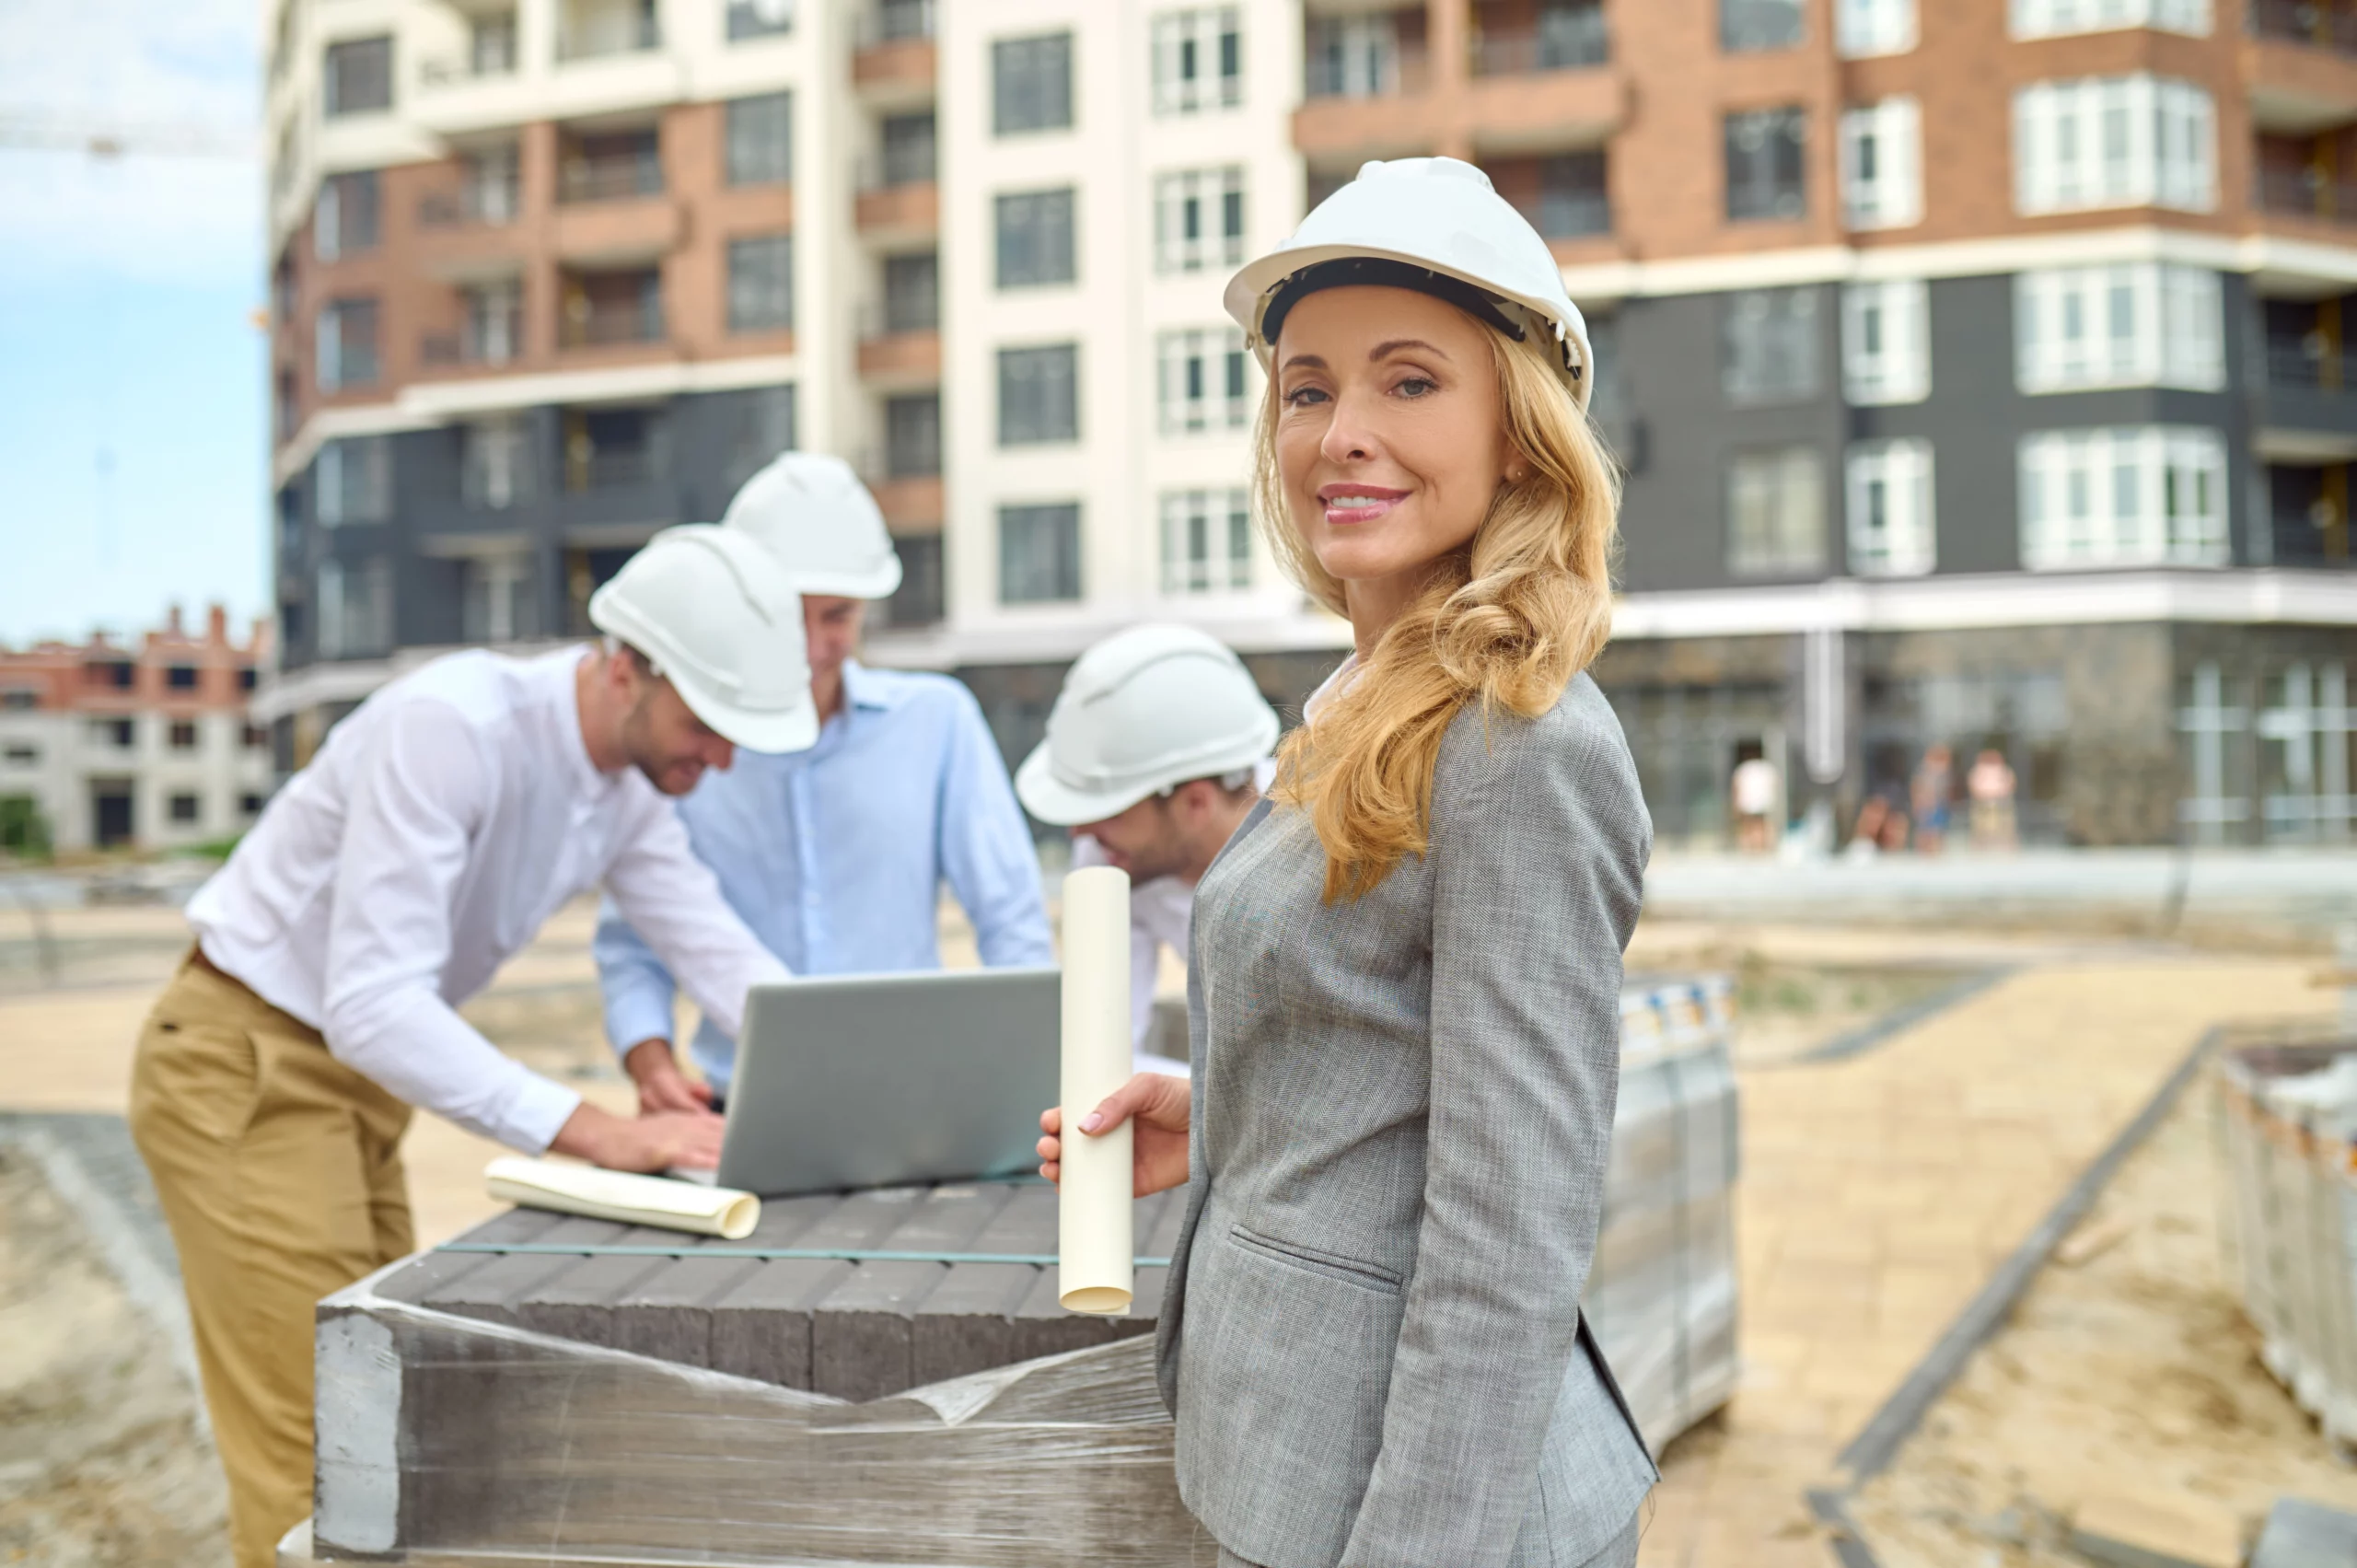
1039, 157, 1655, 1568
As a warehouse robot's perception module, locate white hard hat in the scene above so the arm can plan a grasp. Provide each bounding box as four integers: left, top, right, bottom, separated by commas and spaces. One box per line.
1016, 625, 1282, 826
721, 451, 903, 599
1224, 157, 1594, 409
587, 525, 819, 755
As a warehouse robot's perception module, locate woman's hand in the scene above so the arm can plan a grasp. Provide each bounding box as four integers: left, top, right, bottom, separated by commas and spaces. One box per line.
1038, 1073, 1191, 1197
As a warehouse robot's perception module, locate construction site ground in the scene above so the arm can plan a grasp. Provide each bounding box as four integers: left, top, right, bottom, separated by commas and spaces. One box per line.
0, 889, 2350, 1567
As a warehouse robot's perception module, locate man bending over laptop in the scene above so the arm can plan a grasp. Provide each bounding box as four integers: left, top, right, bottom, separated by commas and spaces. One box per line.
595, 455, 1055, 1111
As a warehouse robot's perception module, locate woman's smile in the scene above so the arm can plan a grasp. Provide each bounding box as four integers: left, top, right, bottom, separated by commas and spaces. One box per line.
1318, 483, 1410, 527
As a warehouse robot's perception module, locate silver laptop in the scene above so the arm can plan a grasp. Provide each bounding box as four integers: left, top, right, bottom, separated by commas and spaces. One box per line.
714, 967, 1060, 1196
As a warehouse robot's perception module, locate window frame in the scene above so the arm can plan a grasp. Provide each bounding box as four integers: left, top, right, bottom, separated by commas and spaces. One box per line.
1725, 445, 1830, 577
2016, 424, 2231, 570
726, 231, 795, 334
1723, 286, 1825, 406
993, 32, 1075, 136
1724, 106, 1809, 222
1841, 278, 1932, 405
724, 91, 795, 187
322, 35, 394, 118
1840, 97, 1922, 230
1153, 166, 1248, 274
2014, 262, 2224, 394
2009, 0, 2211, 40
1156, 326, 1253, 435
997, 343, 1081, 447
994, 187, 1078, 290
1836, 0, 1917, 56
998, 502, 1084, 603
2013, 74, 2218, 216
1158, 487, 1254, 594
1846, 438, 1937, 577
1152, 6, 1245, 115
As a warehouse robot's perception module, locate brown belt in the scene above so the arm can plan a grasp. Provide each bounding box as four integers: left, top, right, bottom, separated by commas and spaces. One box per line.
189, 944, 237, 984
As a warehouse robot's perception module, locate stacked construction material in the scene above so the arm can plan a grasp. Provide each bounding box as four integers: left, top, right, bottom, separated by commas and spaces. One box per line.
306, 977, 1741, 1566
2215, 1032, 2357, 1449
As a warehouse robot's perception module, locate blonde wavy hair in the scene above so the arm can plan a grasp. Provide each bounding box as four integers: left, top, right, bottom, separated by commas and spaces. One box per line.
1257, 314, 1621, 902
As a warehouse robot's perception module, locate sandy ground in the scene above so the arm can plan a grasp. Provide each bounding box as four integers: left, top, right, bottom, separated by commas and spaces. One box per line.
1845, 1080, 2357, 1567
0, 1145, 228, 1568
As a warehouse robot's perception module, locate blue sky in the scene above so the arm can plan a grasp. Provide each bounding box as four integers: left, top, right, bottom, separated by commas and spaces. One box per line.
0, 0, 267, 647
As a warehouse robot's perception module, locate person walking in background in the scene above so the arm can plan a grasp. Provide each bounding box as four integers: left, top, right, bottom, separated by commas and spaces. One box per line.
129, 528, 814, 1568
595, 454, 1052, 1113
1910, 744, 1954, 856
1731, 749, 1780, 854
1968, 747, 2020, 852
1039, 157, 1656, 1568
1014, 624, 1281, 1070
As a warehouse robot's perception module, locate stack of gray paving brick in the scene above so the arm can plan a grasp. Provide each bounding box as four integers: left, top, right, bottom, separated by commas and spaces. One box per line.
305, 978, 1741, 1567
2215, 1029, 2357, 1449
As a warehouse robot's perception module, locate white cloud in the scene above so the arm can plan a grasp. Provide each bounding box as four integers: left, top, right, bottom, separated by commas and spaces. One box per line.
0, 0, 261, 284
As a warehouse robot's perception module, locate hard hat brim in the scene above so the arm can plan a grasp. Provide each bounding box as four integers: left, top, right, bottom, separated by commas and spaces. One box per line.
672, 676, 820, 756
1014, 742, 1157, 827
792, 556, 905, 600
1225, 240, 1590, 407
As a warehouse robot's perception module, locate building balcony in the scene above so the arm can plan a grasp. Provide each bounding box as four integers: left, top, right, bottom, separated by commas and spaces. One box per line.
417, 177, 521, 230
552, 194, 679, 264
2255, 340, 2357, 463
853, 5, 937, 112
2246, 4, 2357, 133
1296, 46, 1440, 162
561, 148, 661, 203
1466, 66, 1625, 153
1472, 9, 1608, 76
418, 324, 524, 372
2256, 167, 2357, 228
858, 327, 942, 386
855, 180, 938, 244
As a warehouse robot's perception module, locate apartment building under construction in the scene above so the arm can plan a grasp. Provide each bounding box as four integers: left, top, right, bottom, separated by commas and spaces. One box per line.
261, 0, 2357, 845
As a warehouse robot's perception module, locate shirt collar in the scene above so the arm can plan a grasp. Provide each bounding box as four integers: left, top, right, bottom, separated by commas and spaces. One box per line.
839, 659, 906, 715
557, 645, 616, 797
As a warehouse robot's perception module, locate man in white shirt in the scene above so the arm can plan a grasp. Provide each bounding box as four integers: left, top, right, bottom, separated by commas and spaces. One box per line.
1015, 625, 1282, 1066
127, 526, 813, 1568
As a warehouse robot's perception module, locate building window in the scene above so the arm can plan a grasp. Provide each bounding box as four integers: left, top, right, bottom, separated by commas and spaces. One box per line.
1153, 7, 1243, 114
241, 792, 266, 816
2010, 0, 2211, 39
560, 266, 663, 347
90, 718, 135, 749
725, 92, 793, 185
457, 279, 522, 366
1155, 167, 1247, 273
1723, 0, 1803, 52
1157, 328, 1252, 434
883, 251, 939, 332
559, 0, 660, 59
995, 189, 1076, 289
1841, 279, 1931, 405
884, 535, 946, 628
1724, 287, 1822, 405
168, 721, 199, 750
1847, 439, 1936, 576
875, 0, 935, 42
1836, 0, 1917, 55
169, 793, 202, 825
460, 552, 536, 643
1306, 14, 1404, 97
466, 10, 518, 74
461, 417, 533, 508
1, 691, 38, 712
314, 171, 380, 262
317, 556, 395, 657
316, 436, 392, 527
727, 233, 794, 333
878, 111, 935, 187
166, 665, 199, 691
563, 405, 669, 491
993, 32, 1074, 135
3, 743, 38, 765
1160, 489, 1252, 593
2014, 263, 2224, 394
2017, 425, 2230, 569
561, 126, 662, 203
244, 723, 268, 749
1727, 447, 1829, 576
726, 0, 794, 41
1000, 504, 1082, 602
2014, 75, 2217, 215
885, 392, 941, 478
1725, 107, 1807, 221
998, 345, 1080, 445
1840, 98, 1922, 229
87, 661, 134, 691
1534, 151, 1610, 238
316, 298, 380, 391
322, 36, 393, 117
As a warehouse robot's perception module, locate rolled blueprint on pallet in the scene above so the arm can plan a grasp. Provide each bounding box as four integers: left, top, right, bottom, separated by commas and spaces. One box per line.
485, 1156, 761, 1239
1059, 865, 1134, 1315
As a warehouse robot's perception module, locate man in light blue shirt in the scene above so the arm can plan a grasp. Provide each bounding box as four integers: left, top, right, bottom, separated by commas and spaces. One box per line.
595, 455, 1053, 1110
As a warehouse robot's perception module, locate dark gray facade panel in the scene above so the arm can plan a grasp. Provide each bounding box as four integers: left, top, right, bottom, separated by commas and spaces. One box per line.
282, 385, 796, 674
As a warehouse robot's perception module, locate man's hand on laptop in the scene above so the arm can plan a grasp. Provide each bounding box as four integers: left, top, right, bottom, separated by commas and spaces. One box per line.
623, 1037, 715, 1116
550, 1102, 726, 1173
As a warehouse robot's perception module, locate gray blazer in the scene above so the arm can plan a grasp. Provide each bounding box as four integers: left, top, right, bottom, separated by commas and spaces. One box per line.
1155, 672, 1658, 1568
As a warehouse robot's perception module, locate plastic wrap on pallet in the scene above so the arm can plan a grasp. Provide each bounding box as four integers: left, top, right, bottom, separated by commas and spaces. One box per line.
2213, 1036, 2357, 1447
304, 977, 1742, 1566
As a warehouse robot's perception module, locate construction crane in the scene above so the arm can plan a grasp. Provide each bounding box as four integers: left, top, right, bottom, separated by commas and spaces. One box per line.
0, 113, 255, 161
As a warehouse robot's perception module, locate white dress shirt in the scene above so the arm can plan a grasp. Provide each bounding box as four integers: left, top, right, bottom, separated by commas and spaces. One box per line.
185, 647, 790, 1153
1071, 757, 1277, 1069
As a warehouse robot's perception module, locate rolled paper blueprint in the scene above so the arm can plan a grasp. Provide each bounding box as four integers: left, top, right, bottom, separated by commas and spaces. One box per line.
1059, 865, 1134, 1315
485, 1156, 760, 1240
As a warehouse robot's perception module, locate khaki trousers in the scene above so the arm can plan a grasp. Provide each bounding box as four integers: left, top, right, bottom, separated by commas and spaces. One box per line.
128, 956, 413, 1568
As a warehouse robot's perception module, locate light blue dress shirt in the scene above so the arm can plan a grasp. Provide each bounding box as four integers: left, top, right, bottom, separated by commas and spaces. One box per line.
595, 660, 1055, 1093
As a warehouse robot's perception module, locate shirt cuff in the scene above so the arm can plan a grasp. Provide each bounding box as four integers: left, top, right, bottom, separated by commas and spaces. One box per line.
602, 989, 678, 1061
502, 1074, 586, 1155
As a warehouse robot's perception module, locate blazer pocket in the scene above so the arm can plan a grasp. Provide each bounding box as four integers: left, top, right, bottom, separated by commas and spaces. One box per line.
1226, 1223, 1402, 1295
